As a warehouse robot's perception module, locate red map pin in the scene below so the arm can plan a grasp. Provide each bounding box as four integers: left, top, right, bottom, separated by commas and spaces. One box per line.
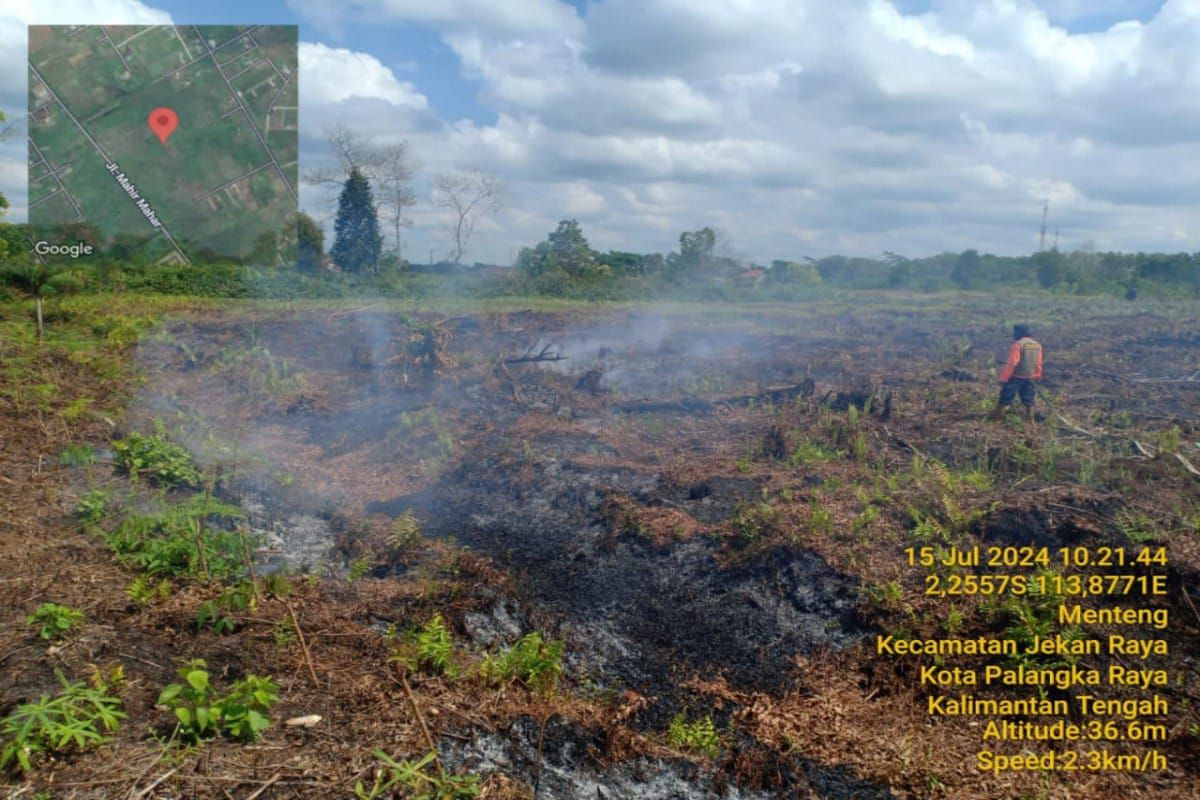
148, 107, 178, 144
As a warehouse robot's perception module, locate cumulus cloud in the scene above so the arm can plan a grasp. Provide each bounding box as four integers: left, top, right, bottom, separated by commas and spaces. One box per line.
7, 0, 1200, 262
377, 0, 1200, 260
299, 42, 428, 108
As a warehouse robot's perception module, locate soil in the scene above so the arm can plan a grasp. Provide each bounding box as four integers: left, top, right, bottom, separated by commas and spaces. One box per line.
3, 295, 1199, 799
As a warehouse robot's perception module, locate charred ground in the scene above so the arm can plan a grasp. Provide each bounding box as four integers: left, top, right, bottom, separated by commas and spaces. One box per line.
2, 293, 1199, 799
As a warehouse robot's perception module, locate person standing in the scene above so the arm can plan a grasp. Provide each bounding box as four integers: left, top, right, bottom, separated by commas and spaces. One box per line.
988, 324, 1043, 421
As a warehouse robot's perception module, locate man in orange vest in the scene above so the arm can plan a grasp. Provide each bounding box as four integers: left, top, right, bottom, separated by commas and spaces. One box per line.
988, 324, 1043, 421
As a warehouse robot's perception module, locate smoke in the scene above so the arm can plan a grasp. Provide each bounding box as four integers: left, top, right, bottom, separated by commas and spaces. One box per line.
534, 308, 797, 397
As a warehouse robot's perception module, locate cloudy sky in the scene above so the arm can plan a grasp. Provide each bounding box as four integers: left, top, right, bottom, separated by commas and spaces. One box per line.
2, 0, 1197, 264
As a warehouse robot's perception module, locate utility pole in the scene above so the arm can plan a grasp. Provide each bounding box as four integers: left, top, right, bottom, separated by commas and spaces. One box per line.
1053, 228, 1059, 251
1039, 202, 1048, 251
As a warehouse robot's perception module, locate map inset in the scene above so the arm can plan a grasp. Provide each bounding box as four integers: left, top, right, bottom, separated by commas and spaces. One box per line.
28, 25, 298, 263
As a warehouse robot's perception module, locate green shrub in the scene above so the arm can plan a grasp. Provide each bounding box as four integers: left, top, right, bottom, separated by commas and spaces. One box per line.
0, 673, 125, 773
480, 632, 564, 692
666, 711, 721, 757
75, 488, 111, 525
26, 603, 85, 640
195, 582, 257, 634
806, 501, 834, 535
156, 659, 278, 742
113, 432, 200, 488
103, 494, 247, 579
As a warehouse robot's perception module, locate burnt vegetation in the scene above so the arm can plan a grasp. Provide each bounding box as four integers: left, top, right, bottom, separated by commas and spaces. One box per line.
2, 269, 1199, 798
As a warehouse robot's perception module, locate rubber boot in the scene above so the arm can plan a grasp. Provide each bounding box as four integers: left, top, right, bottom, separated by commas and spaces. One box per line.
987, 403, 1006, 421
1023, 405, 1034, 423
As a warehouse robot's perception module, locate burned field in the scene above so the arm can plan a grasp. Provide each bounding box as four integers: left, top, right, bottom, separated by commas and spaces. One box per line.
4, 295, 1200, 798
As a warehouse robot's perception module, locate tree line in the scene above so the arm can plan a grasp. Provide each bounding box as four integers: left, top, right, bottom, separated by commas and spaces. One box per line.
507, 220, 1200, 300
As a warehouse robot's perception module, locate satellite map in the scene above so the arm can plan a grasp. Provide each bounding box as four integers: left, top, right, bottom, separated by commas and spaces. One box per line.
27, 25, 298, 263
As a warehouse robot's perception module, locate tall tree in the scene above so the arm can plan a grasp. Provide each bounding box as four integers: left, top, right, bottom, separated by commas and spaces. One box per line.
434, 169, 500, 264
378, 145, 415, 261
307, 124, 415, 259
330, 168, 382, 273
1033, 249, 1072, 289
295, 211, 325, 271
668, 227, 716, 277
516, 219, 608, 282
951, 249, 982, 289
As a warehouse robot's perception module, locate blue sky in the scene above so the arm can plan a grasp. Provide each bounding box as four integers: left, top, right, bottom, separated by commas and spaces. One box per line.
3, 0, 1198, 265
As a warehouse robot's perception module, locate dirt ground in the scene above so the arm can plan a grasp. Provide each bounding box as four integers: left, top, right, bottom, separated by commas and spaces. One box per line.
2, 293, 1199, 799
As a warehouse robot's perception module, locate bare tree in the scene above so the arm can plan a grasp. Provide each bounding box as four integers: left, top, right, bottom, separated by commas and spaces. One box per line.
304, 124, 376, 186
305, 124, 416, 260
377, 144, 416, 259
433, 169, 500, 265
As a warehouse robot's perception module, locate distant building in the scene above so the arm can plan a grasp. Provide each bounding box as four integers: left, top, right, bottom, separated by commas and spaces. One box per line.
733, 267, 767, 288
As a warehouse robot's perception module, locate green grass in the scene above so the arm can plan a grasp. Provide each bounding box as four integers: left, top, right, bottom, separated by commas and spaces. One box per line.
731, 501, 782, 544
59, 443, 97, 466
355, 750, 480, 800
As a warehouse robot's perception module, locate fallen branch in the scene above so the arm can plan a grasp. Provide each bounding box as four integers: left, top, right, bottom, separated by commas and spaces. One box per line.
505, 351, 567, 365
1182, 587, 1200, 629
1055, 413, 1097, 438
132, 768, 177, 800
124, 757, 160, 800
394, 668, 443, 776
497, 360, 525, 404
432, 314, 472, 328
1080, 366, 1127, 383
1131, 370, 1200, 384
1132, 439, 1157, 459
1174, 452, 1200, 477
243, 773, 281, 800
285, 600, 321, 687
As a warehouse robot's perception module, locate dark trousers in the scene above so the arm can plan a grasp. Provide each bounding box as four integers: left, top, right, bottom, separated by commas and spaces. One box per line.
998, 378, 1036, 407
